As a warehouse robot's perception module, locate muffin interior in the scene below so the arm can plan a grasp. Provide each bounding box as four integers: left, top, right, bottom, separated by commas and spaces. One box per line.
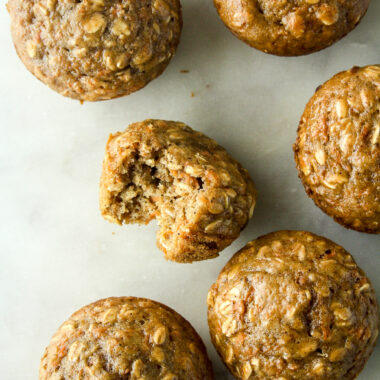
109, 149, 204, 250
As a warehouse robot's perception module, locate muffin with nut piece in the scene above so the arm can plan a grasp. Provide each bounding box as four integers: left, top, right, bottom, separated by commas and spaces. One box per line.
213, 0, 370, 56
7, 0, 182, 101
207, 230, 379, 380
294, 65, 380, 233
40, 297, 213, 380
100, 119, 256, 263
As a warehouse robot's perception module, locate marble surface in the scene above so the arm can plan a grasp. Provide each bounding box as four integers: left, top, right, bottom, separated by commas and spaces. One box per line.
1, 1, 379, 379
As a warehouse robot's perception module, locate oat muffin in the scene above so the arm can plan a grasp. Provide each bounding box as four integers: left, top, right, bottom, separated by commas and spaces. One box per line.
7, 0, 182, 101
207, 230, 379, 380
100, 119, 256, 263
39, 297, 213, 379
294, 65, 380, 234
213, 0, 370, 56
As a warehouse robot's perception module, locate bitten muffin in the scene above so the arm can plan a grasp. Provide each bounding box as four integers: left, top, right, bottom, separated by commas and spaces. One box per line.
213, 0, 370, 56
208, 231, 379, 380
7, 0, 182, 101
40, 297, 213, 379
294, 65, 380, 233
100, 119, 256, 263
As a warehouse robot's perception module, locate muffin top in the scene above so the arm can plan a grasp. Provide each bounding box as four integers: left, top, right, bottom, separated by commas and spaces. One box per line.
207, 231, 379, 380
100, 119, 256, 263
40, 297, 213, 380
213, 0, 370, 56
294, 65, 380, 233
7, 0, 182, 101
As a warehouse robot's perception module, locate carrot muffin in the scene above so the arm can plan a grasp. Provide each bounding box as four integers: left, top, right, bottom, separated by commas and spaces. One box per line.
7, 0, 182, 101
40, 297, 213, 379
294, 65, 380, 234
100, 119, 257, 263
208, 230, 379, 380
213, 0, 370, 56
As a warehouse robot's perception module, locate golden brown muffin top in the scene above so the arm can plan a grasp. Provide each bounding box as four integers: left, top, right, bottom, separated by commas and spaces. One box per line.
40, 297, 213, 379
7, 0, 182, 101
213, 0, 370, 56
208, 231, 379, 380
100, 120, 256, 263
294, 65, 380, 233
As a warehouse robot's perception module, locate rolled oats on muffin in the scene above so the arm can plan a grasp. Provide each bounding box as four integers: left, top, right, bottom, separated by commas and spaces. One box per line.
7, 0, 182, 101
213, 0, 370, 56
207, 230, 379, 380
100, 119, 256, 263
39, 297, 213, 380
294, 65, 380, 233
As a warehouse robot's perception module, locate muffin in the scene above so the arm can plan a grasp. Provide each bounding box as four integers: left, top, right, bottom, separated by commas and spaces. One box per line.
100, 119, 256, 263
213, 0, 370, 56
294, 65, 380, 233
207, 230, 379, 380
7, 0, 182, 101
39, 297, 213, 380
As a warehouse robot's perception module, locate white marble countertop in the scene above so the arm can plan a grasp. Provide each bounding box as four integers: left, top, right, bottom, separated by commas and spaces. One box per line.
1, 1, 379, 379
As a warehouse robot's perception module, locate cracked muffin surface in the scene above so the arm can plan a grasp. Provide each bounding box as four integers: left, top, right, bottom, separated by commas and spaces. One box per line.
39, 297, 213, 380
207, 230, 379, 380
294, 65, 380, 234
213, 0, 370, 56
100, 119, 256, 263
7, 0, 182, 101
